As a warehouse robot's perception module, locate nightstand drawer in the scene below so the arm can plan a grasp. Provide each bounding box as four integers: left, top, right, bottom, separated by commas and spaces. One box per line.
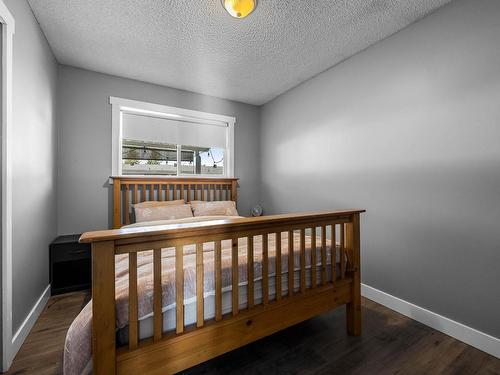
51, 243, 90, 262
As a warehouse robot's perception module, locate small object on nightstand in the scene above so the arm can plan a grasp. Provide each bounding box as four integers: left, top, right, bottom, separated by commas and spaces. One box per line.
251, 205, 263, 217
49, 234, 91, 295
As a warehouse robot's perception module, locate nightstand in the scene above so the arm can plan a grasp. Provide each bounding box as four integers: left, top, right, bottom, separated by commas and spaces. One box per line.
49, 234, 91, 295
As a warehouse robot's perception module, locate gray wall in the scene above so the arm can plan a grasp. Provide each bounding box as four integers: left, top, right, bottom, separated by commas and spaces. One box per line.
260, 0, 500, 338
56, 66, 261, 234
6, 0, 58, 332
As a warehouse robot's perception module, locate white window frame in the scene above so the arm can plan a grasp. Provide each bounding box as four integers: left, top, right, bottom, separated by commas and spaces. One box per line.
110, 97, 235, 178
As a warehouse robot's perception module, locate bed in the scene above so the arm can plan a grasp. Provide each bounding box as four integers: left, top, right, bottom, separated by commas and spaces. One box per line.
69, 177, 364, 375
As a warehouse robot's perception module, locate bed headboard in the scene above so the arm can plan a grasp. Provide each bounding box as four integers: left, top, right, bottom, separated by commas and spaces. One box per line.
111, 176, 239, 229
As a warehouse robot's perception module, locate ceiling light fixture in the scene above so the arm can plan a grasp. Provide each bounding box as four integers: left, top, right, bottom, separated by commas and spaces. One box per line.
222, 0, 257, 19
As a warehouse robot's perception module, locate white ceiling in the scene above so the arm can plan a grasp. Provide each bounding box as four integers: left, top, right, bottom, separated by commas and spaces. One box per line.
28, 0, 452, 105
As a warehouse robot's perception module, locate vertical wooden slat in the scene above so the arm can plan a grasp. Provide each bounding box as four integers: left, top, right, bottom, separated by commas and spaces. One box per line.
128, 252, 138, 350
311, 228, 317, 288
175, 246, 184, 334
346, 221, 353, 271
288, 230, 294, 296
215, 241, 222, 321
195, 184, 199, 201
262, 234, 269, 305
133, 184, 138, 204
346, 213, 361, 336
180, 184, 185, 201
149, 184, 154, 201
113, 180, 121, 229
275, 232, 282, 301
300, 228, 306, 293
196, 243, 204, 327
158, 184, 164, 201
166, 185, 170, 201
232, 239, 239, 315
321, 225, 327, 285
92, 241, 116, 375
153, 249, 162, 342
124, 184, 130, 225
340, 224, 346, 279
141, 184, 146, 202
332, 225, 337, 284
201, 184, 205, 201
247, 236, 254, 309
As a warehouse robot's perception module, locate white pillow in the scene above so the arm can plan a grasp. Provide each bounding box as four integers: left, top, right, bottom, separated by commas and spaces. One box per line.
134, 204, 193, 223
190, 201, 239, 217
132, 199, 185, 209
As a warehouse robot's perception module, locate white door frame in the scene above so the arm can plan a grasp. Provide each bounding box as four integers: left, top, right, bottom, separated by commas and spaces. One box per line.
0, 0, 14, 371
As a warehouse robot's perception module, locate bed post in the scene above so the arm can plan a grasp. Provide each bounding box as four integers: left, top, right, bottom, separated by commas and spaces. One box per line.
231, 179, 238, 206
346, 213, 361, 336
113, 177, 121, 229
92, 240, 117, 374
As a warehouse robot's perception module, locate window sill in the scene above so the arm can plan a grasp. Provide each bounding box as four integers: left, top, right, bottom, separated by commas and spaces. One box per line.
109, 175, 238, 184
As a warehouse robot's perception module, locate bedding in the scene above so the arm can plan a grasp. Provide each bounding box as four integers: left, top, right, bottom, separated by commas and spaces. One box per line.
63, 216, 335, 375
133, 203, 193, 223
122, 215, 244, 229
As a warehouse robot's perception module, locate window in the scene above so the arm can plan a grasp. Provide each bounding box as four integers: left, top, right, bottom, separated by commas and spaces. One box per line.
111, 97, 235, 177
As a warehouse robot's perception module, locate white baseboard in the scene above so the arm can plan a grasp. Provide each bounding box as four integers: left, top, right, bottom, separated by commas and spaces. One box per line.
11, 284, 51, 360
361, 283, 500, 359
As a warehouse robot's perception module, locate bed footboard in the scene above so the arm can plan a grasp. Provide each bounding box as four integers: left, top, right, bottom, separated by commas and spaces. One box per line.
80, 209, 364, 375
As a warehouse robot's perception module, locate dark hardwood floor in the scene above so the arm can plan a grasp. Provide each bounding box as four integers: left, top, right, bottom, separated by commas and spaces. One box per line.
5, 292, 500, 375
5, 292, 91, 375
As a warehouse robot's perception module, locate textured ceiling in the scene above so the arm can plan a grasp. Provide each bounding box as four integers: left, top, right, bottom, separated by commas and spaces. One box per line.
28, 0, 452, 105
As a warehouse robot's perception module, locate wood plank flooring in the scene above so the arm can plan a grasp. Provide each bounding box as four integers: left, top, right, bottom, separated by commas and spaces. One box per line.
4, 292, 500, 374
5, 292, 90, 375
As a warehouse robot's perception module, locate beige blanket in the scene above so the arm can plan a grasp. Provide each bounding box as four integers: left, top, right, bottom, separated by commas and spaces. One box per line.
63, 218, 333, 375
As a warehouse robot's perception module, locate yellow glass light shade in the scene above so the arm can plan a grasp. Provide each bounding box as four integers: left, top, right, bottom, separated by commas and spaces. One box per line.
222, 0, 256, 19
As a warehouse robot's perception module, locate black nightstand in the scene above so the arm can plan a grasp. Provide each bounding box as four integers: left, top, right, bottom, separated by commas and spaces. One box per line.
49, 234, 91, 295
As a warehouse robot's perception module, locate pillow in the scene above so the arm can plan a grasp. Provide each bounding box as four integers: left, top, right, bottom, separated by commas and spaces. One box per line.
134, 204, 193, 223
190, 201, 239, 217
132, 200, 185, 209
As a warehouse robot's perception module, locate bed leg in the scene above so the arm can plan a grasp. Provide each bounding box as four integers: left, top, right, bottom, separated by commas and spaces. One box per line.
346, 213, 361, 336
346, 290, 361, 335
92, 240, 116, 374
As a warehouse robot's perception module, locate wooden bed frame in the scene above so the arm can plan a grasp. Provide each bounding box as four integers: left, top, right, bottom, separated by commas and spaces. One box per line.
80, 177, 364, 375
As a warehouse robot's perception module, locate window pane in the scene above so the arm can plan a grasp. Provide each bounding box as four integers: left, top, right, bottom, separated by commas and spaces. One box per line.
180, 148, 195, 175
181, 145, 224, 175
122, 139, 177, 175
